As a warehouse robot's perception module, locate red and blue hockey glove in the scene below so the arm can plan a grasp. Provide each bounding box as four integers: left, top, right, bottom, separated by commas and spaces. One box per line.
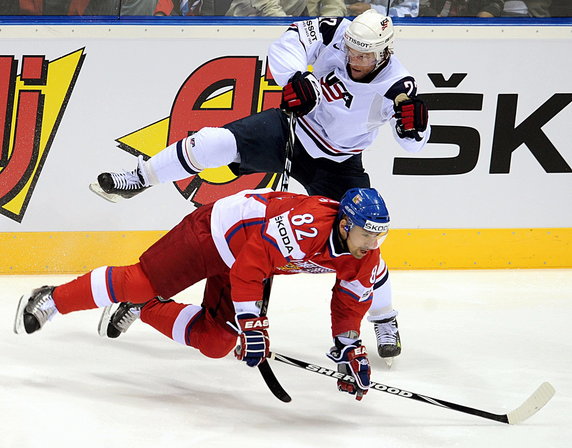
326, 338, 371, 401
280, 71, 321, 117
393, 94, 428, 142
231, 313, 270, 367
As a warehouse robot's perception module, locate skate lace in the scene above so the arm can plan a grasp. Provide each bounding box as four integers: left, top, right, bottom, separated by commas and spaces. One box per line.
374, 320, 398, 345
110, 169, 143, 190
26, 289, 57, 325
114, 305, 141, 332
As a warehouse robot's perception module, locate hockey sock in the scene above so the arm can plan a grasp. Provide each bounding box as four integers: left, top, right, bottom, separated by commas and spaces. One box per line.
140, 299, 237, 358
52, 264, 157, 314
140, 298, 199, 343
142, 127, 240, 185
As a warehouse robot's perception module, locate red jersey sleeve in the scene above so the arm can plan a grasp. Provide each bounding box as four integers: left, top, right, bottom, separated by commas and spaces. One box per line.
330, 252, 386, 337
229, 230, 286, 303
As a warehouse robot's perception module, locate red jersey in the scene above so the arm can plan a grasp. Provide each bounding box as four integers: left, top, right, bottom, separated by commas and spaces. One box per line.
210, 189, 388, 336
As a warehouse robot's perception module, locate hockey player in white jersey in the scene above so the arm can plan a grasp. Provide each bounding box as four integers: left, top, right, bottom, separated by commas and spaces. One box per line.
270, 11, 429, 165
91, 10, 431, 363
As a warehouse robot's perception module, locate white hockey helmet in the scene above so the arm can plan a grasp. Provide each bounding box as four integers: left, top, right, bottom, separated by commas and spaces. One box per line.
344, 10, 394, 66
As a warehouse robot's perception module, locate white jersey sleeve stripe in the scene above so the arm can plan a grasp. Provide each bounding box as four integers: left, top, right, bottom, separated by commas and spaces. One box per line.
298, 116, 365, 156
339, 278, 374, 303
211, 189, 271, 268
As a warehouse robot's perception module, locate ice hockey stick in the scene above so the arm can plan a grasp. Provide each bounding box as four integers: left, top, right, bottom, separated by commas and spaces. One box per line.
254, 111, 297, 403
267, 351, 555, 424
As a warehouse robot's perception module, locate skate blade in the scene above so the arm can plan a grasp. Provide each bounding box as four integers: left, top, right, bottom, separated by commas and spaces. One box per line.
97, 304, 115, 337
89, 182, 122, 203
383, 357, 394, 368
13, 293, 30, 334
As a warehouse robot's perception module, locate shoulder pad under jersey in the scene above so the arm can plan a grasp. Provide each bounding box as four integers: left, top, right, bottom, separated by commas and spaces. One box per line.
292, 17, 345, 49
384, 76, 419, 103
318, 17, 345, 46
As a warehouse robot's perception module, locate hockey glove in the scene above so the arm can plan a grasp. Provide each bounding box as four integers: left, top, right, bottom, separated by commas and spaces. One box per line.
326, 338, 371, 401
280, 71, 321, 117
393, 93, 428, 142
231, 313, 270, 367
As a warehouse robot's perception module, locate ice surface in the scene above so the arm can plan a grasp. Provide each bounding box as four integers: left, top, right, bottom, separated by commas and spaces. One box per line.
1, 270, 570, 448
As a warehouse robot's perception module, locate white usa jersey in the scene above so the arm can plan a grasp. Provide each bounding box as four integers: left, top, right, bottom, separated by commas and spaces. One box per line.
268, 17, 430, 162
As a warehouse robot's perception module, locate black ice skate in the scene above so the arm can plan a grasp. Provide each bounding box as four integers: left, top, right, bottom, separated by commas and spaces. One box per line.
89, 156, 150, 203
14, 286, 58, 334
373, 315, 402, 367
98, 302, 145, 338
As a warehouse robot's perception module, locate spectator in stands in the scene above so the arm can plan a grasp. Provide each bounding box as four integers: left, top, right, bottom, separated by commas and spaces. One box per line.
0, 2, 21, 13
14, 0, 177, 16
419, 0, 505, 17
104, 0, 204, 16
550, 0, 570, 16
160, 0, 213, 15
346, 0, 419, 17
224, 0, 346, 16
499, 0, 553, 16
520, 0, 551, 17
17, 0, 118, 14
120, 0, 167, 15
153, 0, 232, 16
501, 0, 529, 15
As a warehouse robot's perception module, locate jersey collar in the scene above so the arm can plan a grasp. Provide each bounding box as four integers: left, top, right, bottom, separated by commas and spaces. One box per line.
328, 228, 350, 257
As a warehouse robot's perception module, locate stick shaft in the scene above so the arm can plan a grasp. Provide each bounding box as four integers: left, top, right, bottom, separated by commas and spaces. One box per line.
280, 111, 296, 192
270, 352, 511, 423
255, 111, 297, 402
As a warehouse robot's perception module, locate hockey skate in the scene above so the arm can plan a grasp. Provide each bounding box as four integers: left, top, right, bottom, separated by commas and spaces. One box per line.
14, 286, 57, 334
98, 302, 145, 338
89, 156, 149, 203
373, 315, 401, 367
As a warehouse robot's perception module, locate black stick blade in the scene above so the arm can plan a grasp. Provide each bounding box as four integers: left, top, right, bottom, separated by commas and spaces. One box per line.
258, 360, 292, 403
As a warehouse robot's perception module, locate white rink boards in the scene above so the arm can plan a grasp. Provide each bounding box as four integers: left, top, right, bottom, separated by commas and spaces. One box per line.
0, 23, 570, 272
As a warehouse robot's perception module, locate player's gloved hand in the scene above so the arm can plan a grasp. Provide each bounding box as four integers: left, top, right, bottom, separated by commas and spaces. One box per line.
393, 93, 428, 142
231, 313, 270, 367
280, 71, 321, 117
326, 337, 371, 401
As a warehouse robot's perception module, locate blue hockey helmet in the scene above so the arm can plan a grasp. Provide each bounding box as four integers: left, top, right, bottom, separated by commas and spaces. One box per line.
339, 188, 390, 236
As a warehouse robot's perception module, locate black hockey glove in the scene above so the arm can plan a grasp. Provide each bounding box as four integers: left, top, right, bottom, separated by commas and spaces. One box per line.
393, 94, 428, 142
231, 313, 270, 367
280, 71, 321, 117
326, 338, 371, 401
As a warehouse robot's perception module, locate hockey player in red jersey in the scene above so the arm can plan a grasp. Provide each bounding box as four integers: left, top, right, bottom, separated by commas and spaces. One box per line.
15, 188, 394, 400
89, 9, 425, 359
